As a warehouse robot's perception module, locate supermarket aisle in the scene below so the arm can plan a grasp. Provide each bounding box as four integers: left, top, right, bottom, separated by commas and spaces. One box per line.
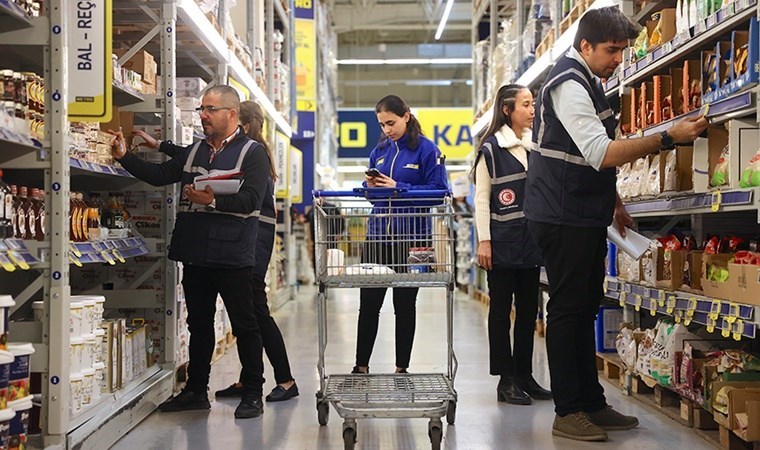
113, 287, 712, 450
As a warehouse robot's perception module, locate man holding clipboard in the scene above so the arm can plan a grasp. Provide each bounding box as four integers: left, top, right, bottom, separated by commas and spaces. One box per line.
109, 85, 270, 419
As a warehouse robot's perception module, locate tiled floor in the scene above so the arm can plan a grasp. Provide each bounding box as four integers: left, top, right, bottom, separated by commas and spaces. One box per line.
112, 286, 714, 449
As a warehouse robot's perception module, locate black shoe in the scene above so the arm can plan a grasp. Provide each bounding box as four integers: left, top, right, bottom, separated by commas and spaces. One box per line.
235, 393, 264, 419
516, 376, 552, 400
265, 382, 299, 402
351, 366, 368, 374
497, 377, 532, 405
215, 383, 244, 398
158, 388, 211, 412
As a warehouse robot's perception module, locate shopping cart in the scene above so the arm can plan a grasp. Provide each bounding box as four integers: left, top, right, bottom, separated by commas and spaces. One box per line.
312, 187, 458, 450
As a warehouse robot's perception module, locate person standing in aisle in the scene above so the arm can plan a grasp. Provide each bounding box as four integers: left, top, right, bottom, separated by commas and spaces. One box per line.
353, 95, 448, 374
133, 101, 299, 402
109, 86, 271, 419
474, 84, 551, 405
525, 7, 708, 441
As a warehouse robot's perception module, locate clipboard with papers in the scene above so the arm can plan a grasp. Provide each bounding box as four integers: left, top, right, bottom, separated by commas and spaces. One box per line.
193, 170, 244, 194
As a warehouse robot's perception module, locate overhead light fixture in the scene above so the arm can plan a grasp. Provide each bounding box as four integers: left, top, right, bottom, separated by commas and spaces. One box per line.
405, 80, 453, 86
435, 0, 455, 40
336, 58, 472, 65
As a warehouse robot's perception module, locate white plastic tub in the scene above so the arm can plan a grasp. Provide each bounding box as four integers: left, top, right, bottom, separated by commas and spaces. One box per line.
8, 395, 32, 450
6, 344, 33, 402
0, 351, 14, 411
0, 407, 15, 449
0, 296, 16, 350
69, 337, 83, 375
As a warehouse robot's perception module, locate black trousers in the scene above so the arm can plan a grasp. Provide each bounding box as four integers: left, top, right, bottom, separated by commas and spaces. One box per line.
487, 267, 540, 378
183, 265, 264, 396
240, 274, 293, 384
528, 221, 607, 416
355, 241, 419, 369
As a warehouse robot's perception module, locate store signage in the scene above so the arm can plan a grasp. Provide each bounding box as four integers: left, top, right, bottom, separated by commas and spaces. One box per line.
294, 0, 316, 140
290, 147, 303, 203
337, 108, 474, 161
68, 0, 113, 122
275, 131, 290, 199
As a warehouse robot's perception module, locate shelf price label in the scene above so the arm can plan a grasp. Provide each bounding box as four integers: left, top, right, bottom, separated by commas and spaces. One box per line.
709, 299, 722, 320
69, 253, 82, 267
726, 303, 739, 323
687, 297, 698, 313
711, 191, 722, 212
100, 251, 115, 265
6, 251, 28, 270
634, 294, 642, 311
662, 42, 673, 55
657, 289, 666, 308
0, 254, 16, 272
733, 320, 745, 341
619, 291, 627, 308
649, 298, 658, 316
666, 295, 677, 314
674, 310, 683, 323
603, 279, 608, 293
707, 317, 717, 333
67, 0, 113, 122
69, 244, 81, 258
112, 249, 125, 263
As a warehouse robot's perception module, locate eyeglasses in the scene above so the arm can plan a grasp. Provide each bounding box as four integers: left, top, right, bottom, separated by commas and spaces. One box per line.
195, 105, 232, 114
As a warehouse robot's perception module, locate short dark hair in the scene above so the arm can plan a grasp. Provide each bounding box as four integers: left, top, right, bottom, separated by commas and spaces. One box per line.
573, 6, 641, 51
203, 85, 241, 111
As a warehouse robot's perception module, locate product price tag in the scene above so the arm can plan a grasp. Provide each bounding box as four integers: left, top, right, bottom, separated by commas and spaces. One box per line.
683, 313, 693, 326
726, 2, 736, 14
711, 191, 722, 212
635, 294, 643, 311
603, 279, 609, 293
645, 53, 654, 65
69, 253, 82, 267
657, 289, 666, 307
709, 299, 722, 320
649, 298, 658, 316
707, 14, 718, 28
674, 310, 683, 323
6, 250, 29, 270
68, 244, 81, 257
707, 317, 717, 333
0, 254, 16, 272
662, 42, 673, 55
100, 251, 115, 265
738, 0, 749, 10
687, 297, 698, 313
112, 249, 125, 263
619, 291, 627, 307
727, 303, 739, 323
666, 295, 677, 314
733, 320, 745, 341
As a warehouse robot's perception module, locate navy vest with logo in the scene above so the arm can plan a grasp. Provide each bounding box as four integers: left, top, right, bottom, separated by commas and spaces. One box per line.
253, 178, 276, 277
168, 132, 261, 268
478, 135, 542, 269
525, 54, 618, 227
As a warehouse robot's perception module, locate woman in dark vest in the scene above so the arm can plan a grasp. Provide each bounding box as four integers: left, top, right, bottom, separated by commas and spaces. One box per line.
474, 84, 551, 405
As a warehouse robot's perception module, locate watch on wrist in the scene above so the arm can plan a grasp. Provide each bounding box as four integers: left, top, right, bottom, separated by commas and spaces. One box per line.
659, 130, 675, 150
205, 199, 216, 211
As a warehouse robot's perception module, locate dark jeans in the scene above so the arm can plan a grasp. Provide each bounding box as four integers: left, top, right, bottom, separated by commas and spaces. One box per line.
528, 221, 607, 416
355, 241, 419, 369
236, 274, 293, 385
183, 265, 264, 396
487, 267, 540, 378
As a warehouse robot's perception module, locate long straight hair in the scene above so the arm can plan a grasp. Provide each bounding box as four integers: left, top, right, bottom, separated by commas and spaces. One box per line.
375, 95, 423, 150
472, 84, 528, 183
240, 100, 277, 181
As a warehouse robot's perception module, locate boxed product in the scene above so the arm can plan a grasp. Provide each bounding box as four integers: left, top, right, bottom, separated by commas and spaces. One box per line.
701, 253, 734, 300
647, 9, 677, 50
683, 59, 702, 113
701, 50, 718, 103
114, 49, 157, 87
692, 125, 728, 193
660, 145, 694, 192
716, 40, 734, 99
99, 320, 119, 392
669, 66, 685, 117
176, 96, 201, 111
640, 81, 655, 129
728, 261, 760, 306
729, 18, 759, 93
653, 74, 672, 123
595, 306, 624, 352
725, 119, 760, 190
176, 77, 208, 97
621, 91, 634, 135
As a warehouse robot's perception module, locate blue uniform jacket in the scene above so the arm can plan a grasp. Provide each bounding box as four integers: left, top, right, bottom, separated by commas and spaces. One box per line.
365, 134, 448, 238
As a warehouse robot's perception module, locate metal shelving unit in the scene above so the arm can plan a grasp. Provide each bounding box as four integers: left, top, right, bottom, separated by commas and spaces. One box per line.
0, 1, 294, 448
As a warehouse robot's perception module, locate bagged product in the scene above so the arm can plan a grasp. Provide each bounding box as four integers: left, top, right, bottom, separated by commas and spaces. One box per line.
635, 328, 657, 376
629, 157, 649, 198
616, 326, 639, 371
617, 163, 632, 199
662, 150, 678, 192
617, 251, 640, 281
739, 150, 760, 188
633, 27, 649, 59
710, 145, 730, 187
646, 154, 662, 196
640, 245, 659, 286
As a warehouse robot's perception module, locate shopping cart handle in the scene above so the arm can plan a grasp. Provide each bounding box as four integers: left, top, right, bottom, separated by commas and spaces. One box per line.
313, 188, 451, 199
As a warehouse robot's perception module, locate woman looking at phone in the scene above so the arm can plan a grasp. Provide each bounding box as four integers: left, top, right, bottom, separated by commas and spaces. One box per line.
353, 94, 448, 374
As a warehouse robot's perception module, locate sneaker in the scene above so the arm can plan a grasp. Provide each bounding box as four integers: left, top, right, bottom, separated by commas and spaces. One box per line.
265, 382, 299, 402
587, 405, 639, 430
215, 383, 244, 398
158, 388, 211, 412
552, 412, 608, 442
235, 393, 264, 419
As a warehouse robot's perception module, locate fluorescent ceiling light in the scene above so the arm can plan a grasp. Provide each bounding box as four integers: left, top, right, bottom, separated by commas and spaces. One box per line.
435, 0, 455, 40
336, 58, 472, 65
405, 80, 452, 86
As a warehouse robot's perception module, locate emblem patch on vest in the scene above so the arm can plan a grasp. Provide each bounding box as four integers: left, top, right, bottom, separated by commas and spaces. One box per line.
498, 188, 516, 206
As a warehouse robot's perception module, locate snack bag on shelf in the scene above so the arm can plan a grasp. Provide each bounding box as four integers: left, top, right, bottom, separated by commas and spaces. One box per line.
662, 150, 678, 192
633, 27, 649, 59
646, 154, 662, 196
710, 145, 730, 187
635, 327, 657, 376
630, 157, 649, 198
618, 251, 640, 281
617, 163, 633, 199
616, 326, 639, 372
640, 244, 659, 286
739, 150, 760, 188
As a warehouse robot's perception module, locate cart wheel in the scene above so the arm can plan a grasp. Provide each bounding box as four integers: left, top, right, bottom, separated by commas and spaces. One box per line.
446, 401, 456, 425
317, 402, 329, 426
343, 427, 356, 450
429, 425, 442, 450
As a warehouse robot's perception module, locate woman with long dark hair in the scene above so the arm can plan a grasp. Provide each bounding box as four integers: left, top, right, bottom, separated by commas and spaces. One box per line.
474, 85, 550, 404
352, 95, 448, 374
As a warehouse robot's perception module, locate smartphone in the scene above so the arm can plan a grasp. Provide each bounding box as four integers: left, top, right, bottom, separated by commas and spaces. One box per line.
365, 168, 381, 178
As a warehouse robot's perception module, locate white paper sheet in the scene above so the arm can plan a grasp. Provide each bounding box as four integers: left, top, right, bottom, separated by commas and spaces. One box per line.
607, 225, 652, 260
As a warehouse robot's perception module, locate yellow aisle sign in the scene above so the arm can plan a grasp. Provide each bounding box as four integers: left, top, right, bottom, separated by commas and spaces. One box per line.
295, 18, 316, 112
415, 108, 474, 161
275, 131, 290, 198
68, 0, 113, 122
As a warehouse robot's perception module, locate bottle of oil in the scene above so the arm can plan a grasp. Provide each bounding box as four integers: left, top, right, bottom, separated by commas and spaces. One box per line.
0, 170, 12, 238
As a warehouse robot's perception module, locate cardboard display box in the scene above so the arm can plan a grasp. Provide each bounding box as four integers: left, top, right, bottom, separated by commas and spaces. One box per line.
729, 17, 759, 93
726, 119, 759, 190
716, 41, 734, 99
660, 145, 694, 193
701, 50, 719, 104
728, 263, 760, 306
683, 60, 702, 113
647, 9, 677, 51
654, 74, 672, 124
114, 49, 157, 87
701, 253, 735, 301
640, 81, 655, 128
692, 125, 728, 193
670, 67, 685, 116
656, 248, 687, 290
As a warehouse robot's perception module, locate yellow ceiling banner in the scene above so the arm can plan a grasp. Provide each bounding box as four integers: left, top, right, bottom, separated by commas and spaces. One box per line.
414, 108, 474, 161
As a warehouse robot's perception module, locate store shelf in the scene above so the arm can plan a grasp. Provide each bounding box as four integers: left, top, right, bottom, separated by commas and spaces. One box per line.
176, 0, 292, 136
69, 237, 150, 265
631, 0, 677, 25
112, 80, 146, 107
0, 131, 42, 164
0, 0, 32, 31
69, 157, 133, 178
604, 278, 759, 339
622, 0, 757, 86
623, 187, 758, 217
0, 238, 44, 271
603, 75, 619, 97
625, 89, 756, 139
